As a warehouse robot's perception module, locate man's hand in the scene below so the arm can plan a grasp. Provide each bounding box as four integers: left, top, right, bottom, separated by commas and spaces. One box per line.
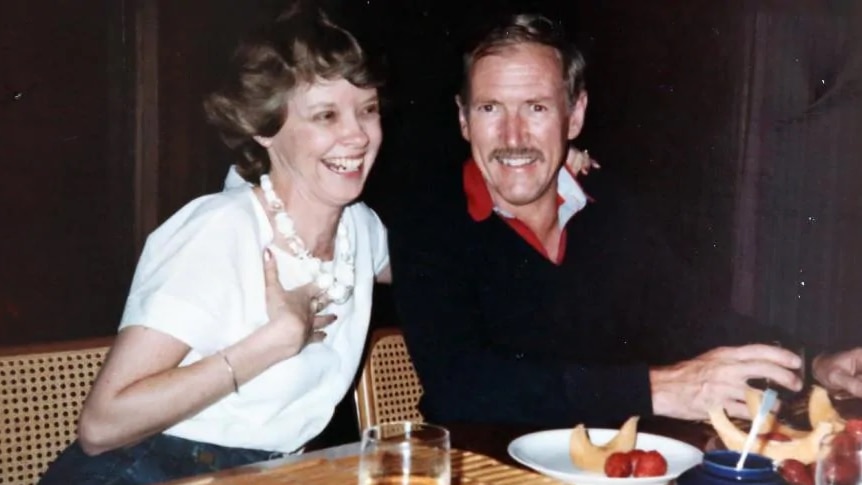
813, 349, 862, 398
649, 344, 803, 420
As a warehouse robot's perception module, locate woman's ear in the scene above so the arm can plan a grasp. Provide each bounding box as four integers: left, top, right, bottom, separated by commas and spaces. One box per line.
253, 135, 273, 148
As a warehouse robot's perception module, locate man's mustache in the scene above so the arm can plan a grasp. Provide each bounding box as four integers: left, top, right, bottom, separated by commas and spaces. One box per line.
489, 147, 544, 162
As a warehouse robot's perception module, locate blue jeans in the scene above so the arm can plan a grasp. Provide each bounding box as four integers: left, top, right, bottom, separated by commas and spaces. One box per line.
38, 433, 284, 485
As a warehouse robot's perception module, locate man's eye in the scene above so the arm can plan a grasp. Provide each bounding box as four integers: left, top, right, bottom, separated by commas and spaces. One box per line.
530, 104, 547, 112
476, 104, 496, 113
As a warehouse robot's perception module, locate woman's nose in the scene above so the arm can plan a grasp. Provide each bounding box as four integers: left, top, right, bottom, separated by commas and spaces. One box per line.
340, 116, 370, 147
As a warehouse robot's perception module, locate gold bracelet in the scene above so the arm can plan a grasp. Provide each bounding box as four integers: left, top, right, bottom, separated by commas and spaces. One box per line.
217, 350, 239, 394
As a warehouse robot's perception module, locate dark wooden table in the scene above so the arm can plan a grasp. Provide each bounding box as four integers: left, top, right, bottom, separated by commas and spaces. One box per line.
447, 417, 716, 468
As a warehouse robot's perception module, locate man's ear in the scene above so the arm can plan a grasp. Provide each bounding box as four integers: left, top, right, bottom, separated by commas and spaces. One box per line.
455, 95, 471, 142
253, 135, 273, 148
567, 91, 588, 140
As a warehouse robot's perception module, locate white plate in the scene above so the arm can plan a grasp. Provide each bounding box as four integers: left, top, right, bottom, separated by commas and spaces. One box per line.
508, 428, 703, 485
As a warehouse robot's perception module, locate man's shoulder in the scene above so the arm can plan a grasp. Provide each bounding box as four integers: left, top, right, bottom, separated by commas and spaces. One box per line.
390, 167, 468, 225
574, 170, 672, 252
579, 170, 642, 213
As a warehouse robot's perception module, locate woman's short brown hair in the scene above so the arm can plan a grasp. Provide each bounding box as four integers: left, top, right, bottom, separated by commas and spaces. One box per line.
204, 4, 385, 184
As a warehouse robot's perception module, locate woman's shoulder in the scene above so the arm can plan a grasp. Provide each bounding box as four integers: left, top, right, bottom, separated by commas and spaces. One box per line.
184, 186, 255, 215
344, 201, 385, 230
148, 188, 258, 245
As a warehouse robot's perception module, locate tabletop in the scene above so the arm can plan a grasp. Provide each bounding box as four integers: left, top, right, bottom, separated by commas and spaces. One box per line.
157, 417, 717, 485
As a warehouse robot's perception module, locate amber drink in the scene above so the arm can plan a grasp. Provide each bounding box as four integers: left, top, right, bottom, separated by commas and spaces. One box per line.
357, 422, 450, 485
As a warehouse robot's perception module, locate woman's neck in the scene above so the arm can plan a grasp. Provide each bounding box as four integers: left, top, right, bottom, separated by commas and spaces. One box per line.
288, 202, 342, 258
256, 177, 343, 259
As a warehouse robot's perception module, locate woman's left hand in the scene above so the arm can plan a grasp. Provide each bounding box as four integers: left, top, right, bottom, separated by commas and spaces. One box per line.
566, 147, 600, 176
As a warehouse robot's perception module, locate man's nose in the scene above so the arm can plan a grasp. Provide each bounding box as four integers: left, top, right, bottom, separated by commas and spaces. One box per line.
503, 113, 525, 147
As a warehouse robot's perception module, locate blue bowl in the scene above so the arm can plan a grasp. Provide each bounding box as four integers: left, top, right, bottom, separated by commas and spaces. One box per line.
677, 450, 781, 485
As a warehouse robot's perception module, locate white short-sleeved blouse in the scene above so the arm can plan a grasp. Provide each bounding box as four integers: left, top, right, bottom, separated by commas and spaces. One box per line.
119, 186, 388, 453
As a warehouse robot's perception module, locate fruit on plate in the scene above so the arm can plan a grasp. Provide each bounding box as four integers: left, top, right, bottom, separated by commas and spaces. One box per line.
759, 431, 792, 441
604, 451, 633, 477
633, 450, 668, 477
603, 449, 668, 478
741, 386, 846, 439
777, 459, 814, 485
708, 386, 841, 464
569, 416, 639, 473
708, 385, 847, 464
808, 385, 845, 432
709, 406, 831, 464
742, 388, 808, 439
844, 418, 862, 437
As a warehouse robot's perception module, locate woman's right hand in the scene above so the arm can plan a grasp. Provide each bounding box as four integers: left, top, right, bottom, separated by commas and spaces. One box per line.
263, 247, 337, 358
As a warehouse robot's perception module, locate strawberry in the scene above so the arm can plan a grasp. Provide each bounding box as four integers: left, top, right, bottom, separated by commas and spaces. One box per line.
633, 450, 668, 477
604, 452, 633, 477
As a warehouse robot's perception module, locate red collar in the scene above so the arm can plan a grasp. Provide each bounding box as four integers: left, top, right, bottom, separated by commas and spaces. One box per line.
464, 159, 496, 221
463, 159, 586, 221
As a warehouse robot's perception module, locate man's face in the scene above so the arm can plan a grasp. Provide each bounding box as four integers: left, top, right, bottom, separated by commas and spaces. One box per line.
458, 42, 587, 216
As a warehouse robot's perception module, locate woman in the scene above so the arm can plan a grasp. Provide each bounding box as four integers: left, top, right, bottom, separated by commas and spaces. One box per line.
39, 5, 389, 484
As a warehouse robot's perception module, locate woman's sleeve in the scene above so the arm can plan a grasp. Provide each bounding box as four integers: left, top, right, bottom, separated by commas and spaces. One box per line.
363, 206, 390, 276
120, 202, 253, 353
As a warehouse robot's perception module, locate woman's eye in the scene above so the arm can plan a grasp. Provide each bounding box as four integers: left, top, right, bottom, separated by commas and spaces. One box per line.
362, 103, 380, 116
314, 111, 336, 122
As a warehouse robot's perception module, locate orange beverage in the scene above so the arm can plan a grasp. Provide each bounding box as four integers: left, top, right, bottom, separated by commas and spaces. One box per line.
357, 422, 451, 485
358, 474, 447, 485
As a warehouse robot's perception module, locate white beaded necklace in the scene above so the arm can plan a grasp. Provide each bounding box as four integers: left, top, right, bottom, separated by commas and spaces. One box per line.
260, 174, 355, 304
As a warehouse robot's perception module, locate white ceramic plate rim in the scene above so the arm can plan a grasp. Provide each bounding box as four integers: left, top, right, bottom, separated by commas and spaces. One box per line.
507, 428, 703, 485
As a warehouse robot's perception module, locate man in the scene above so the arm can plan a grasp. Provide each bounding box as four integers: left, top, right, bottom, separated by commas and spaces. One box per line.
387, 12, 805, 427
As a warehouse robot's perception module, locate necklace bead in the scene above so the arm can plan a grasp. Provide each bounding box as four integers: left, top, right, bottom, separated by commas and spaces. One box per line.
260, 174, 355, 305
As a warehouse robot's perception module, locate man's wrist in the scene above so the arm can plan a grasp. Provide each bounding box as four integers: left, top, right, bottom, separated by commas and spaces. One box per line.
649, 364, 680, 417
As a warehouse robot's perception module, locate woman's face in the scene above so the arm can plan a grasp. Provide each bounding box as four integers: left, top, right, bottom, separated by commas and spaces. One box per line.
258, 77, 382, 208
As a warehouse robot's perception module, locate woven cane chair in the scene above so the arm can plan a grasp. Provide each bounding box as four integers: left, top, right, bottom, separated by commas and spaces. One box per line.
0, 337, 112, 485
354, 327, 424, 431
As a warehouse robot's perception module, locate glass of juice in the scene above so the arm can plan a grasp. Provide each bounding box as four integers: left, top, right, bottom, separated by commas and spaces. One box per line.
357, 422, 450, 485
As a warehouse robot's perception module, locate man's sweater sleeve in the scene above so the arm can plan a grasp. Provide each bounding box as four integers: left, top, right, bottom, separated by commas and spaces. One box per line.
388, 208, 653, 428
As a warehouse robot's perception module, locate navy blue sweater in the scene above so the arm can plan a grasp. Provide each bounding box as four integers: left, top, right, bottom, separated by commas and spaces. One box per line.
387, 167, 786, 428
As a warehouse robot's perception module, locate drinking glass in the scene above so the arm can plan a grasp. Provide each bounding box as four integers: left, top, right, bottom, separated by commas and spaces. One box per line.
747, 342, 806, 403
357, 422, 450, 485
815, 432, 862, 485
